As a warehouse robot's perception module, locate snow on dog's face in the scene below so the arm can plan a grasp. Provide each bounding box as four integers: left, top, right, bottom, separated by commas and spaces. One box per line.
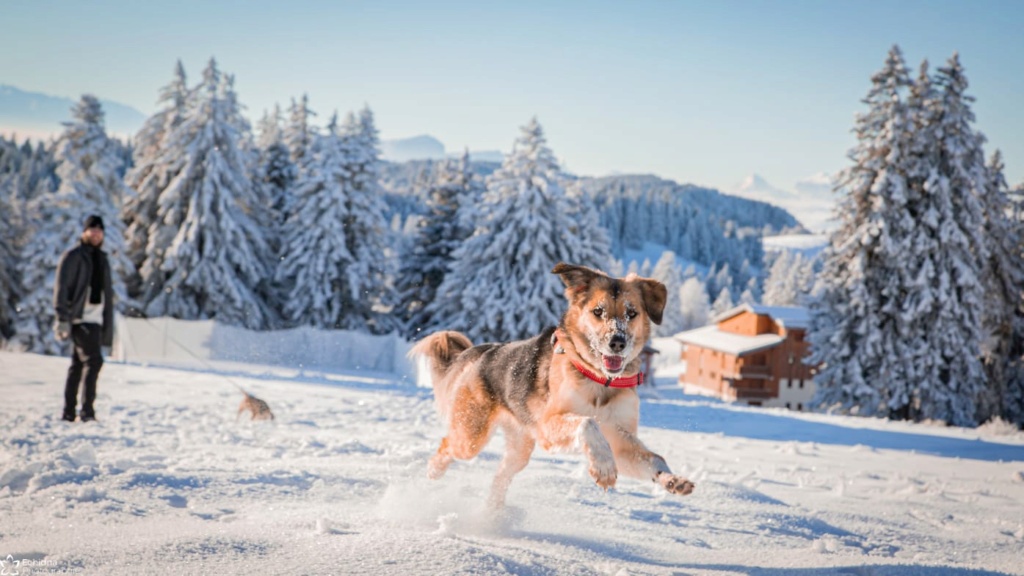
553, 263, 666, 377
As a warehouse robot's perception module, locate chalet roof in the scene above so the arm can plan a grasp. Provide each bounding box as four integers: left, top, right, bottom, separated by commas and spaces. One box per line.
673, 325, 784, 356
712, 304, 810, 329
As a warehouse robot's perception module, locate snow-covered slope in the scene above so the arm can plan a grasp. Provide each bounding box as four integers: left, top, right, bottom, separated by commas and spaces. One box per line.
1, 350, 1022, 575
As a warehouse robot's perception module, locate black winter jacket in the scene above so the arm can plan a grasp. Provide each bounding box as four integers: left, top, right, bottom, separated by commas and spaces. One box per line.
53, 242, 115, 346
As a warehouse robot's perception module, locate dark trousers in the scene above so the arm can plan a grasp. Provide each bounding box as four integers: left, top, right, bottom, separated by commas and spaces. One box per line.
64, 323, 103, 418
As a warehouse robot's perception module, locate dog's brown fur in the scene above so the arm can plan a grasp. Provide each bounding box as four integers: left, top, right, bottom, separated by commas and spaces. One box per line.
237, 390, 274, 421
411, 262, 695, 508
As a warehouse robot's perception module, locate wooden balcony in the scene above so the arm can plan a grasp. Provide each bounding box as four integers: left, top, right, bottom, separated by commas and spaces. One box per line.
737, 364, 772, 379
734, 387, 774, 399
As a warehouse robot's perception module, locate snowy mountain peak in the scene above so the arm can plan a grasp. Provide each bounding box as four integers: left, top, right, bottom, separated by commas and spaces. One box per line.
733, 174, 796, 201
739, 173, 771, 190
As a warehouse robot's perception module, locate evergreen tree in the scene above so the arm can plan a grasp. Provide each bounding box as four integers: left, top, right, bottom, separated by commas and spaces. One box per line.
711, 286, 734, 317
1004, 181, 1024, 425
903, 53, 988, 424
810, 48, 989, 426
140, 58, 273, 329
810, 46, 916, 419
679, 276, 711, 330
432, 118, 603, 343
650, 251, 685, 337
124, 61, 190, 298
334, 107, 396, 333
8, 97, 133, 353
763, 251, 814, 306
0, 187, 20, 340
257, 104, 296, 224
564, 179, 613, 272
10, 192, 77, 354
51, 95, 136, 312
394, 152, 477, 339
275, 113, 354, 329
284, 94, 317, 166
978, 151, 1024, 423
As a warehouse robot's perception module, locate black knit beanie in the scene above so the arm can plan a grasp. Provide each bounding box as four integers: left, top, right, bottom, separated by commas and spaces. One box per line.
83, 214, 105, 231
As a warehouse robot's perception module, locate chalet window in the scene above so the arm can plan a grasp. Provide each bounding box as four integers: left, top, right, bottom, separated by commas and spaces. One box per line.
788, 353, 794, 365
799, 379, 804, 389
797, 403, 803, 411
785, 402, 791, 409
787, 380, 792, 389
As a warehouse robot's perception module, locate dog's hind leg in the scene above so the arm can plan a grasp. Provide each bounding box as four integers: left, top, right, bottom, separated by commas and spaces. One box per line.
488, 423, 535, 509
428, 437, 454, 480
428, 382, 498, 480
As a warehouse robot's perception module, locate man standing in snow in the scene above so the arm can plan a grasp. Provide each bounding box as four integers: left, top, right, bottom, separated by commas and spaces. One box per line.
54, 215, 114, 422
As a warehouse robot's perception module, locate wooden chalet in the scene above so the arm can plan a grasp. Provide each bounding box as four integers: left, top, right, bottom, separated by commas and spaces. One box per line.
674, 304, 817, 410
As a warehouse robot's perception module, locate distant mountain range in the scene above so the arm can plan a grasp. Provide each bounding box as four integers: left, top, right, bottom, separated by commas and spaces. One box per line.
731, 172, 838, 233
0, 84, 147, 140
378, 134, 504, 163
0, 85, 506, 163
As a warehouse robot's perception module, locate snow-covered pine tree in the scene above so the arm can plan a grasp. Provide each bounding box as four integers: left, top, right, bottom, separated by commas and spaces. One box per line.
51, 95, 136, 312
275, 113, 355, 329
1004, 181, 1024, 425
651, 251, 685, 337
899, 53, 989, 425
762, 250, 812, 306
679, 276, 711, 330
10, 192, 77, 354
10, 96, 134, 352
393, 152, 477, 339
19, 141, 58, 202
809, 46, 917, 419
284, 94, 317, 167
0, 186, 20, 340
141, 58, 273, 329
432, 118, 604, 343
977, 150, 1024, 422
123, 60, 189, 298
811, 48, 990, 426
711, 286, 734, 317
737, 285, 757, 306
563, 179, 613, 272
332, 107, 396, 334
257, 104, 296, 224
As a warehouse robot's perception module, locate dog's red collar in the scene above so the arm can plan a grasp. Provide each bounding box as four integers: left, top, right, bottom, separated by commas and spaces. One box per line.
570, 359, 643, 388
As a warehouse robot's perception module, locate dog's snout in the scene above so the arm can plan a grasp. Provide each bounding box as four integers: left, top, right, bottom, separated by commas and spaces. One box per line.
609, 333, 627, 353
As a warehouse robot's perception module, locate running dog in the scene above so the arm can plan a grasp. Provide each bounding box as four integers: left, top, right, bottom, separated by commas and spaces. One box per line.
411, 262, 695, 508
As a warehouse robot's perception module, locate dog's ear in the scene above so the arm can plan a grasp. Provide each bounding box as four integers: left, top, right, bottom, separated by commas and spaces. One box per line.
552, 262, 603, 298
636, 278, 667, 325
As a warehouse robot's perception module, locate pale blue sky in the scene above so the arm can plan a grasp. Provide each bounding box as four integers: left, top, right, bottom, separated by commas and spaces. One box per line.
2, 0, 1022, 193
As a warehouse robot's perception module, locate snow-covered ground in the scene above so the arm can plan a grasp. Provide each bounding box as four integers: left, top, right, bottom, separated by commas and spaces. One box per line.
2, 350, 1023, 575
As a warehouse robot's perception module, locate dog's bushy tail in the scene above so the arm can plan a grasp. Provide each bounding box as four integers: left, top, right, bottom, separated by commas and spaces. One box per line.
409, 331, 473, 415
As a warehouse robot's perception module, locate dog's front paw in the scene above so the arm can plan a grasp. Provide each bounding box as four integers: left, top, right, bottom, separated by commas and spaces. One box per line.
658, 473, 695, 495
588, 454, 618, 490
